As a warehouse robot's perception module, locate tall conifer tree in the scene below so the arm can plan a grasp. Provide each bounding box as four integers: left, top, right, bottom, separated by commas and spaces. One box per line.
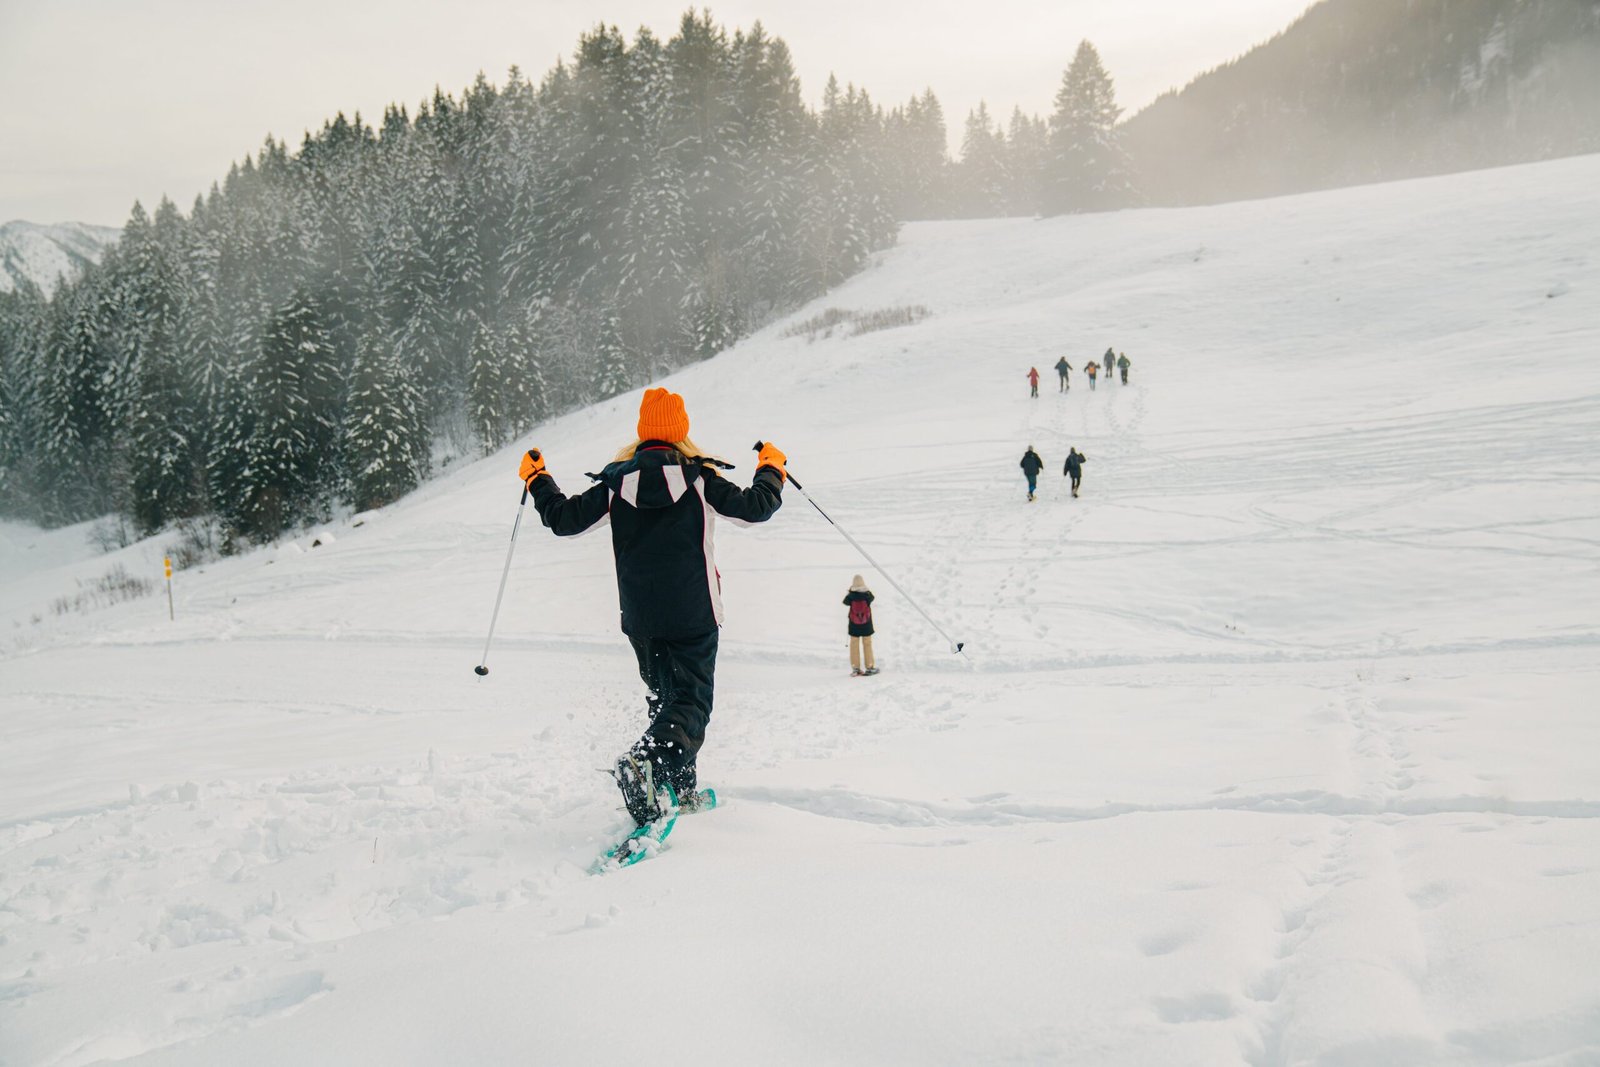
346, 331, 426, 509
1046, 41, 1137, 214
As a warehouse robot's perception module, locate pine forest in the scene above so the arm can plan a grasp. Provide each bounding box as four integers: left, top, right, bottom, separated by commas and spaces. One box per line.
0, 13, 1135, 543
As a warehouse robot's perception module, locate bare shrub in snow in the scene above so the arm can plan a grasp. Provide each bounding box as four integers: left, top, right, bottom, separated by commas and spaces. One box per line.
51, 564, 155, 616
849, 305, 931, 336
87, 516, 134, 554
781, 308, 854, 342
165, 518, 221, 571
782, 306, 931, 343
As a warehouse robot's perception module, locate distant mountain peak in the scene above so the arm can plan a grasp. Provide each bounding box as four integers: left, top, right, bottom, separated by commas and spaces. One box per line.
0, 220, 120, 297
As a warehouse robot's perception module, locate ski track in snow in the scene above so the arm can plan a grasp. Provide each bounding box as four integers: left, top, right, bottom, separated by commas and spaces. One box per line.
4, 155, 1600, 1065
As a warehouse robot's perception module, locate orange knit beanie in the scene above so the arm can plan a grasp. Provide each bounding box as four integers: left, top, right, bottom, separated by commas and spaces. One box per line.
637, 387, 690, 442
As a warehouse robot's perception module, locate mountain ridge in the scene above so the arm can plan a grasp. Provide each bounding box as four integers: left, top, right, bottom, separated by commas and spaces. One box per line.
1121, 0, 1600, 205
0, 219, 120, 296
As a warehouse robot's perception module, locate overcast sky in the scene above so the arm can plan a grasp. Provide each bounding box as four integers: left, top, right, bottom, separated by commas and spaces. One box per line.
0, 0, 1313, 228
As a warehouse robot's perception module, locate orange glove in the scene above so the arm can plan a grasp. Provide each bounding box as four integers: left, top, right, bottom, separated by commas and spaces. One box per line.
519, 449, 547, 489
757, 442, 787, 482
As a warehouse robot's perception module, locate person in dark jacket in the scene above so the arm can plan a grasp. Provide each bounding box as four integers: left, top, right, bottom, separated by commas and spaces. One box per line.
1064, 447, 1086, 498
1117, 352, 1131, 384
1054, 357, 1072, 392
1021, 445, 1044, 502
522, 387, 786, 826
1104, 347, 1116, 385
843, 574, 877, 676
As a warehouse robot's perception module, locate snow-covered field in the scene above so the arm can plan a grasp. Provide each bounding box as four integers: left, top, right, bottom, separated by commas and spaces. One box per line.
3, 154, 1599, 1066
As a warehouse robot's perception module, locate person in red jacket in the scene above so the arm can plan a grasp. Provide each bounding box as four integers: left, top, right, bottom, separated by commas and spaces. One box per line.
521, 387, 786, 826
1027, 366, 1040, 398
843, 574, 878, 676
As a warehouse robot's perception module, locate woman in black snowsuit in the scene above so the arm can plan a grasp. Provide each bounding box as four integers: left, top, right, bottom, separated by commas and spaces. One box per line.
843, 575, 877, 676
523, 387, 787, 826
1064, 448, 1086, 498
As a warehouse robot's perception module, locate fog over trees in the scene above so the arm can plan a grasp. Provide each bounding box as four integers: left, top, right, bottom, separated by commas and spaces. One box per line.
0, 14, 907, 540
4, 0, 1595, 545
0, 10, 1135, 543
1122, 0, 1600, 205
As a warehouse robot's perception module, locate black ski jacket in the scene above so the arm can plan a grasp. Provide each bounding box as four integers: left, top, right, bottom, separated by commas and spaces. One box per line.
1064, 451, 1085, 477
531, 443, 784, 639
1054, 358, 1071, 376
1020, 451, 1044, 477
843, 590, 875, 637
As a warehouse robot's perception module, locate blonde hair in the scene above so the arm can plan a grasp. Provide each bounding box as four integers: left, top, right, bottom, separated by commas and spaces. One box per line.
612, 437, 730, 467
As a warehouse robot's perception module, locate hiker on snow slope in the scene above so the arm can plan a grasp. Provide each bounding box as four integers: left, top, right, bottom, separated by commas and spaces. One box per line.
1021, 445, 1044, 502
520, 387, 787, 827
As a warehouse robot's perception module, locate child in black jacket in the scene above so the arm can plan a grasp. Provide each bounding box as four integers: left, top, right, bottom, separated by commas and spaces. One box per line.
843, 575, 878, 676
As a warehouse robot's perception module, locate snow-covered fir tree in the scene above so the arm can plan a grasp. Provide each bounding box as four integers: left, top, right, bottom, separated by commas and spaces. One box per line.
38, 285, 114, 521
1046, 40, 1138, 215
955, 102, 1010, 217
591, 311, 633, 401
1005, 108, 1050, 216
884, 89, 951, 221
345, 330, 426, 510
125, 198, 201, 533
467, 315, 511, 454
0, 283, 47, 507
239, 289, 337, 539
500, 314, 547, 436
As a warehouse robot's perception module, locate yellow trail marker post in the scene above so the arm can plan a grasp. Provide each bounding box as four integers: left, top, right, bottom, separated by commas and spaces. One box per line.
164, 556, 174, 621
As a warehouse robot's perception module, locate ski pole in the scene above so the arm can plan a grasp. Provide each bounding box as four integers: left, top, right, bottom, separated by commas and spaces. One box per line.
474, 482, 530, 676
754, 443, 966, 656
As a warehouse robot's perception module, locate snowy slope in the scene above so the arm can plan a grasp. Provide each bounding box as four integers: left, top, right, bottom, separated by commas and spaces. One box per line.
0, 220, 119, 296
2, 154, 1599, 1066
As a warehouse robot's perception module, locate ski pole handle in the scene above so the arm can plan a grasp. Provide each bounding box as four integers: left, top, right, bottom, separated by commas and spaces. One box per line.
752, 441, 803, 489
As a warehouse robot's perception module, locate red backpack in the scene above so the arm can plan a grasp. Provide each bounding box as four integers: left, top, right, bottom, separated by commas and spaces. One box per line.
849, 598, 871, 626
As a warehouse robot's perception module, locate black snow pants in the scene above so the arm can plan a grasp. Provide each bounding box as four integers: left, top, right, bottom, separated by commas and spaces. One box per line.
628, 628, 719, 795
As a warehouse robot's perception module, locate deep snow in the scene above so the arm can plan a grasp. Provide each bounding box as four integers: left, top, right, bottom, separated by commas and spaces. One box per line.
2, 154, 1599, 1066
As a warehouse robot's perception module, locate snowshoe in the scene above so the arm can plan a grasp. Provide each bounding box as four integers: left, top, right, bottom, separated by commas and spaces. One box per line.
864, 666, 880, 676
613, 751, 665, 827
851, 667, 864, 677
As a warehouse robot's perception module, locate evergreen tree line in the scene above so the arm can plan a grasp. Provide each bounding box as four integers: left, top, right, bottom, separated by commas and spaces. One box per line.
897, 40, 1138, 220
0, 20, 1138, 543
0, 12, 907, 542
